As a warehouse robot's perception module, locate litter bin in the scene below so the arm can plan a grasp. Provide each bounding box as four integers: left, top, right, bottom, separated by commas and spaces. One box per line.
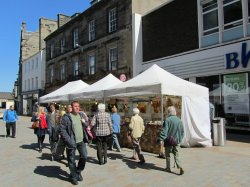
212, 117, 226, 146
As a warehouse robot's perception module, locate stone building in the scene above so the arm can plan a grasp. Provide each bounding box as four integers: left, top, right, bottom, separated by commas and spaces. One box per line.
44, 0, 171, 93
17, 18, 58, 114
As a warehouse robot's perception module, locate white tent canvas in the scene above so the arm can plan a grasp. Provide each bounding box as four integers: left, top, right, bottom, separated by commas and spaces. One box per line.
69, 73, 122, 100
105, 64, 212, 147
39, 80, 89, 103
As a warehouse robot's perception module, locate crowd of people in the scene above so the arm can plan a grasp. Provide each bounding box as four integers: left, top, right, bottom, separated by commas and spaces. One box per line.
2, 102, 185, 185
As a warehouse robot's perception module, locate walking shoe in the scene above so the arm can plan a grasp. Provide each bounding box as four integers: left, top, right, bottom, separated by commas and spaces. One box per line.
71, 178, 78, 185
180, 168, 184, 175
117, 148, 121, 152
77, 172, 83, 181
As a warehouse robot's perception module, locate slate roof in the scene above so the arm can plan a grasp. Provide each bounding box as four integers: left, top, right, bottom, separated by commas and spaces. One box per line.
0, 92, 14, 100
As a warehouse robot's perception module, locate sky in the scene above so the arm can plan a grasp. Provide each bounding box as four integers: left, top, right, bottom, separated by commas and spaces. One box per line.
0, 0, 90, 92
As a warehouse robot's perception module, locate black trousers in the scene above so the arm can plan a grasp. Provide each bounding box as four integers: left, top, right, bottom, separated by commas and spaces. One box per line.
96, 135, 110, 163
37, 135, 45, 150
6, 122, 16, 137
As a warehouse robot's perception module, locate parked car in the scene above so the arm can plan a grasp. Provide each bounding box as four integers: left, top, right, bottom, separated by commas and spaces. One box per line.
0, 108, 5, 119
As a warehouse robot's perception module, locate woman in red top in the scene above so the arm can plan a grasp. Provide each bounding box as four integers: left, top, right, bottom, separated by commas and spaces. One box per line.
34, 106, 48, 153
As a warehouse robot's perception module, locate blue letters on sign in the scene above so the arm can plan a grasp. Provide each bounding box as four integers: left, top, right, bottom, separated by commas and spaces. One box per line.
225, 42, 250, 69
241, 43, 250, 68
226, 53, 239, 69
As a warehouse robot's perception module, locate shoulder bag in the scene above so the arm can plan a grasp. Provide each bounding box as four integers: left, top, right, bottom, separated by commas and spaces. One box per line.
32, 120, 39, 129
164, 124, 179, 146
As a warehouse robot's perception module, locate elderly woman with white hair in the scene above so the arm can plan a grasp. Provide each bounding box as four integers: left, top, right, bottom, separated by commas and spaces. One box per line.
128, 107, 145, 164
91, 103, 113, 165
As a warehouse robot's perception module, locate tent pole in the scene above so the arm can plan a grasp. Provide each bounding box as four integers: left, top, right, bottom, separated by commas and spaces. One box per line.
161, 94, 164, 124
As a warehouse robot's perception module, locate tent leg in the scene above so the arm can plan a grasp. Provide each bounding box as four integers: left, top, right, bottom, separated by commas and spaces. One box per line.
161, 95, 164, 123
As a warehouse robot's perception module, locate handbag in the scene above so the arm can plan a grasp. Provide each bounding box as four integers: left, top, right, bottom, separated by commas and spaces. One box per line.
85, 126, 95, 140
126, 130, 132, 143
164, 124, 179, 146
31, 120, 39, 129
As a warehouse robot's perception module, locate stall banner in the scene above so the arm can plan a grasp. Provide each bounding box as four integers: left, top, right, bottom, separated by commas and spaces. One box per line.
223, 73, 249, 114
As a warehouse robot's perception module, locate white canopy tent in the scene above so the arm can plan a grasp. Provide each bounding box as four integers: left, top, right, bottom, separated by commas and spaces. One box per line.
105, 64, 212, 147
39, 80, 89, 103
69, 73, 122, 100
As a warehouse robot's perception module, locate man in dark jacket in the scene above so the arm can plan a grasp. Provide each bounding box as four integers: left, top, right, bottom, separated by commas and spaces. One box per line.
158, 106, 184, 175
59, 101, 88, 185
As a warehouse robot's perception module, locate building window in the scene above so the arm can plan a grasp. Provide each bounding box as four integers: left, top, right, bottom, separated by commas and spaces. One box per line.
32, 60, 34, 70
28, 79, 30, 90
109, 47, 118, 71
32, 78, 34, 90
25, 80, 27, 91
36, 57, 38, 69
60, 64, 65, 80
60, 38, 65, 54
50, 66, 54, 83
35, 77, 38, 89
73, 28, 79, 48
109, 8, 117, 33
88, 54, 95, 75
89, 20, 95, 41
73, 61, 79, 76
202, 0, 218, 35
50, 44, 54, 59
223, 0, 243, 30
248, 0, 250, 21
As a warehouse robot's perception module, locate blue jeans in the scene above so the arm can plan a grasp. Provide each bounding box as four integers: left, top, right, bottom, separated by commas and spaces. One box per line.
66, 141, 87, 179
112, 133, 121, 150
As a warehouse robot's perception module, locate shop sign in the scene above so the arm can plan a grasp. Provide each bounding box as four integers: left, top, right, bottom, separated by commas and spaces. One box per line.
119, 74, 127, 82
223, 73, 249, 114
225, 42, 250, 69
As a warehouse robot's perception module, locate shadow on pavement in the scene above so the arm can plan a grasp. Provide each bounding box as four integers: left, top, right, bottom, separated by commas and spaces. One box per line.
121, 155, 164, 171
87, 156, 100, 165
34, 165, 69, 182
0, 135, 6, 138
108, 152, 124, 161
20, 143, 38, 150
226, 131, 250, 143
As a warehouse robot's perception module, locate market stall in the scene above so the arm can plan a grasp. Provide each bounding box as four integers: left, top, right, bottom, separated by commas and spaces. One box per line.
39, 80, 89, 103
69, 73, 122, 100
105, 64, 212, 148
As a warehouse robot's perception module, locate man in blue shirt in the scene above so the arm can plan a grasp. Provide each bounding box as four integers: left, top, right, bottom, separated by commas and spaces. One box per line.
111, 105, 121, 152
3, 105, 18, 138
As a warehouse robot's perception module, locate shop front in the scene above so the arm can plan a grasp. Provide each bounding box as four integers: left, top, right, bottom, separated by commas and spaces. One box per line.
142, 39, 250, 130
22, 92, 40, 116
